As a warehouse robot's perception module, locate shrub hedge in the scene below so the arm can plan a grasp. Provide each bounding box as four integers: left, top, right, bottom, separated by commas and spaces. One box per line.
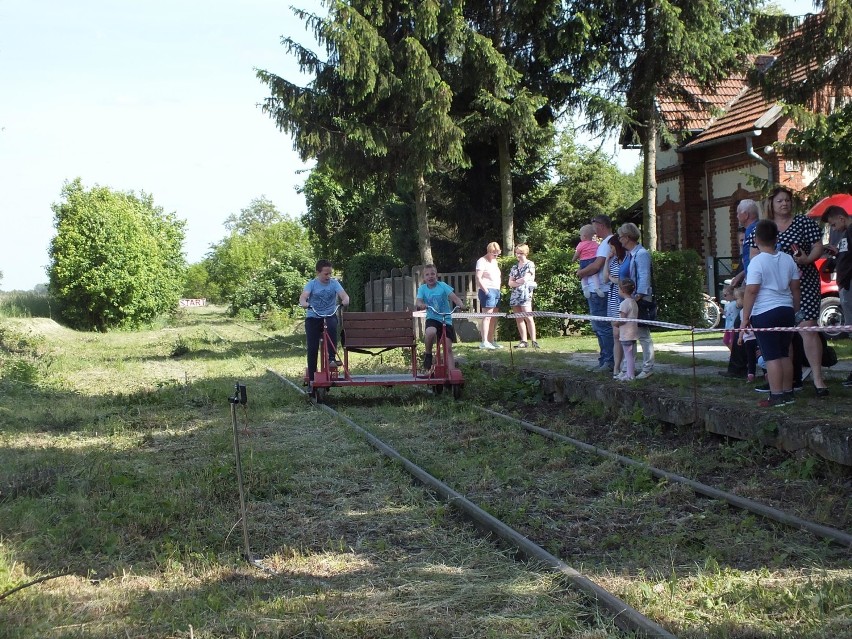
496, 247, 704, 340
344, 253, 404, 311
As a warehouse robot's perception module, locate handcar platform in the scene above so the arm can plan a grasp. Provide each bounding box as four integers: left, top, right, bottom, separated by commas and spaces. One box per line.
306, 310, 464, 402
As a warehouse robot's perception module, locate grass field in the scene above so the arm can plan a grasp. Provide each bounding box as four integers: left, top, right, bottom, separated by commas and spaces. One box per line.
1, 307, 849, 638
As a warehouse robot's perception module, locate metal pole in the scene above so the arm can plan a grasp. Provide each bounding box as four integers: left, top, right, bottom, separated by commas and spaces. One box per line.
231, 402, 252, 561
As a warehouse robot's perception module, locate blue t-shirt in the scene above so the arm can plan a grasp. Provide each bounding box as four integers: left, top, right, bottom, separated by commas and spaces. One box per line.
416, 281, 455, 324
304, 278, 344, 318
741, 220, 758, 273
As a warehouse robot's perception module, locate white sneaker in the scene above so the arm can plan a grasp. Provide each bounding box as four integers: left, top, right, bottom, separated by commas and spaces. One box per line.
491, 342, 504, 349
614, 372, 628, 381
636, 370, 653, 380
479, 342, 496, 350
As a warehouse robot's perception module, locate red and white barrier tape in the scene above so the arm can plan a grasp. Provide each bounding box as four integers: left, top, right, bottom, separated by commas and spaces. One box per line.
411, 309, 850, 334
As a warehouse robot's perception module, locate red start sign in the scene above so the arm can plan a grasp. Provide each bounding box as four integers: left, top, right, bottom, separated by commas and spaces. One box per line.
179, 299, 207, 307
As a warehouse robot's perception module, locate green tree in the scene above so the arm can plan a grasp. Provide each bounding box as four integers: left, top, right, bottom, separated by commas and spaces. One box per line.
48, 178, 186, 331
224, 196, 283, 235
205, 199, 313, 303
782, 103, 852, 197
457, 0, 593, 253
760, 4, 852, 197
578, 0, 766, 248
526, 131, 642, 249
301, 164, 393, 266
182, 262, 221, 301
257, 0, 469, 264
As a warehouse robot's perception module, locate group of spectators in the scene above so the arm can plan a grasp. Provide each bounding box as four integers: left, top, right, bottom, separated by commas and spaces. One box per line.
720, 187, 851, 406
576, 215, 655, 381
301, 190, 850, 397
473, 217, 655, 383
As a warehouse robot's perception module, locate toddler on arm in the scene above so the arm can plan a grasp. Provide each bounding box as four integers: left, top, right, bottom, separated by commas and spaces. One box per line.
573, 224, 603, 299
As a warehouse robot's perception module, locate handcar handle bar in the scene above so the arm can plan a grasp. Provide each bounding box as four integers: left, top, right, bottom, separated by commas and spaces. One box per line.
306, 304, 342, 318
424, 305, 463, 321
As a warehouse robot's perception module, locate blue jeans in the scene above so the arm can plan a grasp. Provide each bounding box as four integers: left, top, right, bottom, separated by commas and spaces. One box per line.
588, 293, 614, 367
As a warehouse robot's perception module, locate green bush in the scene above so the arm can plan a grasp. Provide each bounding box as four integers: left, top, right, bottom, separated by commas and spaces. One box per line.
48, 179, 186, 331
651, 249, 704, 327
228, 260, 306, 319
498, 247, 589, 338
343, 253, 404, 311
0, 292, 53, 319
494, 246, 705, 338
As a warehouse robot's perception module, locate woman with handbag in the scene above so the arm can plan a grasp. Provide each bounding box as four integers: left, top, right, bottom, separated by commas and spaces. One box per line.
617, 223, 655, 379
508, 243, 539, 348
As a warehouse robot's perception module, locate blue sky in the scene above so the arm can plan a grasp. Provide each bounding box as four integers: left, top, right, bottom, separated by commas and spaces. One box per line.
0, 0, 816, 291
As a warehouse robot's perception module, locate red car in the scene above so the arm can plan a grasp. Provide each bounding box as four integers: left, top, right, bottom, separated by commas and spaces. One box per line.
817, 256, 845, 337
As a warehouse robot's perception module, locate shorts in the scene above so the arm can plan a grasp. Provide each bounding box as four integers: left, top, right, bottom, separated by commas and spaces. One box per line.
751, 306, 795, 361
478, 287, 501, 309
425, 318, 456, 342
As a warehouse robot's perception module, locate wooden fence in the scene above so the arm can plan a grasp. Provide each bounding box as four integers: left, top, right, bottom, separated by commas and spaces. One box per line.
364, 265, 482, 340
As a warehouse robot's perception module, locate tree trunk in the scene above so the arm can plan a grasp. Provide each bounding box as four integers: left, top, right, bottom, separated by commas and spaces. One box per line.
498, 129, 514, 254
642, 110, 658, 251
414, 172, 433, 264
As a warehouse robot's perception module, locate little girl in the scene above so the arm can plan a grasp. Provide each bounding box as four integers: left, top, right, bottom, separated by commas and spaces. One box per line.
573, 224, 602, 299
721, 284, 737, 349
613, 278, 639, 381
734, 286, 758, 382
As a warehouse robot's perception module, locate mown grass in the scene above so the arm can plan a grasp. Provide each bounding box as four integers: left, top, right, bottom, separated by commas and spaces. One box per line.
0, 308, 628, 638
337, 390, 851, 639
1, 308, 849, 638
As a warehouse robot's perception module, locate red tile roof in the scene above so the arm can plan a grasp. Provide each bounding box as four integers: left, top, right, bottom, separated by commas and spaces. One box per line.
668, 14, 831, 150
657, 75, 748, 133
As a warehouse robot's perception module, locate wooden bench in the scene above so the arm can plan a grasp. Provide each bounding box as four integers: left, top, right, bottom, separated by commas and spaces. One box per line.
341, 311, 416, 355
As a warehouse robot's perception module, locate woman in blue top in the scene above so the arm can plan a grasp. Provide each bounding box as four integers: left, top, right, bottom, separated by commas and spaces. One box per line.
617, 223, 655, 379
298, 259, 350, 384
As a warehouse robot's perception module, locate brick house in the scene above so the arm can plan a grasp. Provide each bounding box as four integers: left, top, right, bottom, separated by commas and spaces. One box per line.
638, 13, 845, 291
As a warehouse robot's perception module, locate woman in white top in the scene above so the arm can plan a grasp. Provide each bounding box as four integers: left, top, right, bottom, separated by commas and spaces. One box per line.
475, 241, 502, 349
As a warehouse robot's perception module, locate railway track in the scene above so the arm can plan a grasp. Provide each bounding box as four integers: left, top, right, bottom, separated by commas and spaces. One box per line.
214, 322, 850, 548
262, 366, 849, 638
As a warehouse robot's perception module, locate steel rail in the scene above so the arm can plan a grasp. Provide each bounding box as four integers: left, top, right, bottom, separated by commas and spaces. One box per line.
271, 369, 678, 638
475, 406, 852, 549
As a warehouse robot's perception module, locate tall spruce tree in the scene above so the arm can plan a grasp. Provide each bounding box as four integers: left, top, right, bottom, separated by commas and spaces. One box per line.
577, 0, 764, 249
257, 0, 470, 264
457, 0, 592, 253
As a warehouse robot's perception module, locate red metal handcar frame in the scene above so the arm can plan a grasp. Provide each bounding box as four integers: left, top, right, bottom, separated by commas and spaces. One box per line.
304, 306, 464, 402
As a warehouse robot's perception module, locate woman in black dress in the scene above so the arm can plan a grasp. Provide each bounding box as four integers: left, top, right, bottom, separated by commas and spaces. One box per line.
751, 186, 828, 395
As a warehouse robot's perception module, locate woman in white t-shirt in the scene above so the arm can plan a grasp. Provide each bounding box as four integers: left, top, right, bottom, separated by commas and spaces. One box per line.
475, 241, 502, 349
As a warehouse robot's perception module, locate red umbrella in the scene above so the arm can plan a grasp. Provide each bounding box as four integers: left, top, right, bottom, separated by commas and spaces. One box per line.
807, 193, 852, 219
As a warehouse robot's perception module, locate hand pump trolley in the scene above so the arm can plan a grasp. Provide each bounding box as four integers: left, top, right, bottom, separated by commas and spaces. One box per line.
303, 306, 464, 402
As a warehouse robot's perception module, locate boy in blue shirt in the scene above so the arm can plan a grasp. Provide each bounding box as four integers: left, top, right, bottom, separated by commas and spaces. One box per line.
299, 259, 350, 385
415, 264, 465, 371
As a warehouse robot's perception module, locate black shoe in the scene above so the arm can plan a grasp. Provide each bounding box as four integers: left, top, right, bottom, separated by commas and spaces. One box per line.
793, 381, 803, 392
717, 371, 743, 379
423, 353, 433, 370
754, 383, 771, 393
844, 374, 852, 388
814, 386, 830, 397
758, 394, 791, 408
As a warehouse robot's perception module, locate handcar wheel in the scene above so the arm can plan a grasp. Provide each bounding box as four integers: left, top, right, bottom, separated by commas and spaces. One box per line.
452, 384, 463, 400
433, 383, 444, 395
314, 387, 328, 403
